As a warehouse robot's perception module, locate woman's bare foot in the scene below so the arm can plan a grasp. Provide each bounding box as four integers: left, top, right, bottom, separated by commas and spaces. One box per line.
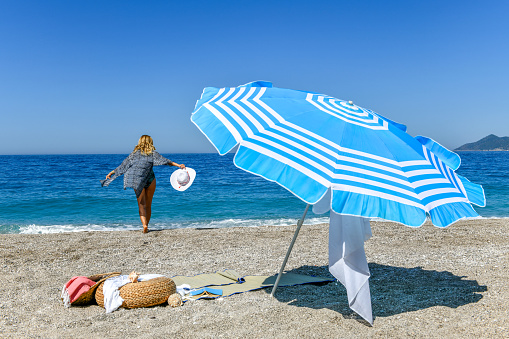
143, 226, 149, 233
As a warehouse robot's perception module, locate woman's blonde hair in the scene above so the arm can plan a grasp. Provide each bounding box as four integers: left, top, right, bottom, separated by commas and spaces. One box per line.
133, 135, 156, 155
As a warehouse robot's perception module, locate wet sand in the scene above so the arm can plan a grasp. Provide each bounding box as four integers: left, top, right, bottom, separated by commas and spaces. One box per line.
0, 219, 508, 338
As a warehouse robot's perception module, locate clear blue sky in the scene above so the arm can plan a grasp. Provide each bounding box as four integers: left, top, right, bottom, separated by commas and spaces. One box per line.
1, 0, 508, 154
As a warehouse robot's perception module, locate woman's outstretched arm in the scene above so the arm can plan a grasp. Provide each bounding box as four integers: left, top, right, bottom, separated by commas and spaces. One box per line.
153, 151, 185, 168
169, 161, 185, 169
104, 152, 135, 180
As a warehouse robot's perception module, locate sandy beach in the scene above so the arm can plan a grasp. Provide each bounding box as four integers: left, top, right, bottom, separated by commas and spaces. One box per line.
1, 219, 508, 338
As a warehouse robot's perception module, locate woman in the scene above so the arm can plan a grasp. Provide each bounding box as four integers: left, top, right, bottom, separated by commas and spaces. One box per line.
101, 135, 185, 233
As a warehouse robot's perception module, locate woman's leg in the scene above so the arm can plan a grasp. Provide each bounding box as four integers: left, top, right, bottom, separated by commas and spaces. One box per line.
145, 179, 156, 226
136, 179, 157, 233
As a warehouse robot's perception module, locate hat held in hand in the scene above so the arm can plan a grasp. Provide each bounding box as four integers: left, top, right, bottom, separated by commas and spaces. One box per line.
170, 168, 196, 191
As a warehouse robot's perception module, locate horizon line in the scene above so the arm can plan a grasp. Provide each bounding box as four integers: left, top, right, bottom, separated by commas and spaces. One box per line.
0, 152, 224, 156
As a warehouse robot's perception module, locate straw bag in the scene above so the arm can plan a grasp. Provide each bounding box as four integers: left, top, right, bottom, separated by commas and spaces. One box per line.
62, 272, 121, 307
95, 276, 176, 309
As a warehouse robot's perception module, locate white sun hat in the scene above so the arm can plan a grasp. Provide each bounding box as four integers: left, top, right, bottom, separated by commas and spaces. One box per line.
170, 167, 196, 191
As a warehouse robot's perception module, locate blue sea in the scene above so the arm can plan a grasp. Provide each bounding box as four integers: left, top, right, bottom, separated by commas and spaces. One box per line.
0, 152, 507, 234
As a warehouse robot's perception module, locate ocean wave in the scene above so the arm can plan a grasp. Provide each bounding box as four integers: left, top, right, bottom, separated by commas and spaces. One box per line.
180, 217, 330, 229
18, 224, 141, 234
9, 215, 509, 234
473, 216, 509, 220
14, 217, 331, 234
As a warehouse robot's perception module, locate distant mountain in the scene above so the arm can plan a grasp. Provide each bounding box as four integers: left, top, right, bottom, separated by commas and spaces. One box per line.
455, 134, 509, 151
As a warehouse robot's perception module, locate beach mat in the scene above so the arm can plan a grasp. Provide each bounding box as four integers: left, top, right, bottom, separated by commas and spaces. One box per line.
172, 269, 245, 288
171, 270, 334, 300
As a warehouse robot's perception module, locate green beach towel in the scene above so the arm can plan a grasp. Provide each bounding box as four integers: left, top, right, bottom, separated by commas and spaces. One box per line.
172, 270, 334, 300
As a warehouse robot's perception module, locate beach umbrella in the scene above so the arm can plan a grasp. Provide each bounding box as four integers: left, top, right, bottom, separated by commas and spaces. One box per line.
190, 81, 485, 323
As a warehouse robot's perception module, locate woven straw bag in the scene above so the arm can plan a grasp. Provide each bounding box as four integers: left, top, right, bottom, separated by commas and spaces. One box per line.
95, 276, 176, 309
70, 272, 121, 306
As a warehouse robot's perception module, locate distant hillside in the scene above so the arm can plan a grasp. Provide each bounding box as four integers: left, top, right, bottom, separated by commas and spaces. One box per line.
455, 134, 509, 151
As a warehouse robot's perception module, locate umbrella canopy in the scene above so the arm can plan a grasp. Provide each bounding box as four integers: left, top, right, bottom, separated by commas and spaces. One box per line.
191, 81, 485, 227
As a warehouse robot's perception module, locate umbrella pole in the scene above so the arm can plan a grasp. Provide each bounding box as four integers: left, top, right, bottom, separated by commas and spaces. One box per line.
270, 204, 310, 297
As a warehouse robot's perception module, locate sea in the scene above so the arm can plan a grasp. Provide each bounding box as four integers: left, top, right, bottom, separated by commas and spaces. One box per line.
0, 152, 507, 234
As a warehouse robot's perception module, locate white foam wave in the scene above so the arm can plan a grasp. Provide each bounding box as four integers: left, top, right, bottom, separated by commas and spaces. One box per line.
19, 224, 140, 234
14, 215, 508, 234
16, 217, 331, 234
179, 216, 330, 229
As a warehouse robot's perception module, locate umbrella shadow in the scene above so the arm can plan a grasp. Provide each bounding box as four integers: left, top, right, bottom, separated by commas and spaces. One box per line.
268, 264, 486, 322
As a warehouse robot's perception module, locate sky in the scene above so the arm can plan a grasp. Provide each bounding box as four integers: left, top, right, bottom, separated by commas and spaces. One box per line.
1, 0, 508, 155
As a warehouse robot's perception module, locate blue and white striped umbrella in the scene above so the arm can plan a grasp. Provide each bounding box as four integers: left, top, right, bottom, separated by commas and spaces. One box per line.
191, 81, 485, 227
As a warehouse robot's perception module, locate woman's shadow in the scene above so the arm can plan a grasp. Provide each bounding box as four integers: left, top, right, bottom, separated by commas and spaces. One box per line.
268, 263, 487, 322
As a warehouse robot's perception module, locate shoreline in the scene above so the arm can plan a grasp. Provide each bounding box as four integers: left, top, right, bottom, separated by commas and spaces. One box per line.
1, 219, 508, 337
3, 215, 509, 235
455, 149, 509, 152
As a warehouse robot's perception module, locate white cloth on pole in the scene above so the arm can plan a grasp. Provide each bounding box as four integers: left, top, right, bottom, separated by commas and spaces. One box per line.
312, 188, 373, 324
329, 212, 373, 325
103, 274, 164, 313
